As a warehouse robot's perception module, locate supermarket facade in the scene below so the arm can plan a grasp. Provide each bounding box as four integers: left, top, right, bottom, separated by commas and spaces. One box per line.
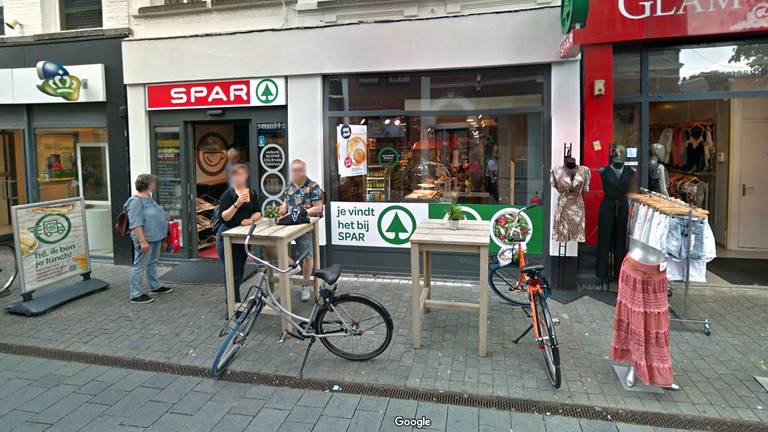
122, 6, 582, 275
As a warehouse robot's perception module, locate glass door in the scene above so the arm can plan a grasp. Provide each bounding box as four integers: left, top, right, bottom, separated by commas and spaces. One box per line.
76, 142, 113, 256
0, 129, 25, 237
153, 125, 192, 259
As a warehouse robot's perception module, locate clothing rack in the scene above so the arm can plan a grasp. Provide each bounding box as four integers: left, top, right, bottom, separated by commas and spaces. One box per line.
627, 189, 712, 336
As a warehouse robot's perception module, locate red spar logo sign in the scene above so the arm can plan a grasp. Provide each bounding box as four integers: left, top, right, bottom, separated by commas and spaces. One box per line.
146, 78, 284, 110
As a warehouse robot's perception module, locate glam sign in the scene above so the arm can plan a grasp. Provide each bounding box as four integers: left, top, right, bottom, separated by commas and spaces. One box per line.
617, 0, 743, 19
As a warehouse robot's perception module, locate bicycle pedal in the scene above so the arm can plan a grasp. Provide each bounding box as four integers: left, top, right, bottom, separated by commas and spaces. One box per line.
278, 331, 290, 343
552, 318, 561, 326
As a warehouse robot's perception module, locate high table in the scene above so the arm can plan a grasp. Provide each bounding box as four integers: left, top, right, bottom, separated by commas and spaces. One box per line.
410, 219, 491, 357
222, 218, 320, 330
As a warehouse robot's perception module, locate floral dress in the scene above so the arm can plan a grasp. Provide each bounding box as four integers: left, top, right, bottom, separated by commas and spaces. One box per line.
550, 165, 590, 242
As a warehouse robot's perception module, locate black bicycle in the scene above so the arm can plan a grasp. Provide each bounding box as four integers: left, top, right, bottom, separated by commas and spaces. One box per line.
211, 223, 394, 377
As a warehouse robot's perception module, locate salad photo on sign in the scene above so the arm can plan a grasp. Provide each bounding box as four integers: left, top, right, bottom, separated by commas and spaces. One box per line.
490, 208, 533, 249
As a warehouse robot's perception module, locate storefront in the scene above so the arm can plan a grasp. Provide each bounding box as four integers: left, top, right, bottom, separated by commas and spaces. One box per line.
123, 7, 581, 274
563, 0, 768, 282
0, 34, 131, 264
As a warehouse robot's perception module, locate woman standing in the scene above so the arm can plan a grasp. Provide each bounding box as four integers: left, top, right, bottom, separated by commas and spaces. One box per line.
216, 164, 261, 304
125, 174, 173, 304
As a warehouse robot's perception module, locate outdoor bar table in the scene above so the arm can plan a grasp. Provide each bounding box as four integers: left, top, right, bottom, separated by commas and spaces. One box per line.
222, 217, 321, 330
410, 219, 491, 357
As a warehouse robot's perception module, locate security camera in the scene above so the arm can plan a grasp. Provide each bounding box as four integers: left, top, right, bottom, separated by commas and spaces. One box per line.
5, 19, 22, 30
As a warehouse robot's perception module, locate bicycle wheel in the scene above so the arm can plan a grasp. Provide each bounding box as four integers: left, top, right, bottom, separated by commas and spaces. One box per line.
488, 262, 529, 307
210, 296, 264, 377
315, 294, 393, 361
533, 291, 561, 388
0, 244, 18, 295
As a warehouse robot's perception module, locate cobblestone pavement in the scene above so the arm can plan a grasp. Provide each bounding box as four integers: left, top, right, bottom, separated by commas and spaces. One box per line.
0, 353, 712, 432
0, 261, 766, 426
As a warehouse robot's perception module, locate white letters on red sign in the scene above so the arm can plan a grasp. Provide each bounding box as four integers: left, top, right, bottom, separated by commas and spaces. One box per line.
618, 0, 742, 19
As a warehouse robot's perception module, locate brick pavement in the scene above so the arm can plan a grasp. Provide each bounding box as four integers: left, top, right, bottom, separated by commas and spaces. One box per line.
0, 261, 766, 426
0, 353, 711, 432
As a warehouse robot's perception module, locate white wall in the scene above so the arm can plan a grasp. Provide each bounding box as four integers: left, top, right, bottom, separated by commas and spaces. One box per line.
287, 75, 326, 245
549, 59, 582, 257
1, 0, 128, 36
127, 84, 151, 192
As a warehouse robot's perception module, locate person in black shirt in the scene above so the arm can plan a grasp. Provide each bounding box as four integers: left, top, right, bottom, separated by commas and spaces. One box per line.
216, 164, 261, 304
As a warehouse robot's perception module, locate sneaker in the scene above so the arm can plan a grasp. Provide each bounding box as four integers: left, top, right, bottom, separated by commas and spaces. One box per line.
300, 286, 311, 302
151, 286, 174, 294
131, 294, 154, 304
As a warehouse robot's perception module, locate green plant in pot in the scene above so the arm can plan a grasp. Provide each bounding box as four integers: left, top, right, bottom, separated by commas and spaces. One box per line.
264, 204, 280, 225
446, 203, 464, 230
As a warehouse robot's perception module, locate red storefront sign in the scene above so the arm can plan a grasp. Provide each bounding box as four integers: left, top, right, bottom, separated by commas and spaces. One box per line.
573, 0, 768, 46
146, 78, 285, 110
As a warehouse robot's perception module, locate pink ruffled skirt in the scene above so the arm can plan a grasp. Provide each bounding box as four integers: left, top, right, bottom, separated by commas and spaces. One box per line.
610, 256, 673, 387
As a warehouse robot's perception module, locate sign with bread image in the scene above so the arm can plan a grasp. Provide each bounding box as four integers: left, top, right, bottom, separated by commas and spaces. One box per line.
336, 124, 368, 178
12, 197, 90, 294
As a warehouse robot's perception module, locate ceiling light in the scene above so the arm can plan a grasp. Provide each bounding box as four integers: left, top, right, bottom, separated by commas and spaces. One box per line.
360, 119, 366, 125
394, 119, 401, 126
384, 119, 391, 125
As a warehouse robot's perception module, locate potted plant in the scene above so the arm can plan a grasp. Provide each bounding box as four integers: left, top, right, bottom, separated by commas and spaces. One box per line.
264, 204, 280, 225
446, 203, 463, 230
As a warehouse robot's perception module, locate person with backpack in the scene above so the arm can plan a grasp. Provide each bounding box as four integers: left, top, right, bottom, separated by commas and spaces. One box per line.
215, 164, 261, 305
124, 174, 173, 304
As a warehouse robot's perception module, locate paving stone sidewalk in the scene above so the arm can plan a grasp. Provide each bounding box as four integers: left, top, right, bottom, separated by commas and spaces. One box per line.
0, 261, 766, 425
0, 353, 712, 432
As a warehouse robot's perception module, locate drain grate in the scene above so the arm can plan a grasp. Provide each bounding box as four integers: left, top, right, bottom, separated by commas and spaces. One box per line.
0, 342, 766, 432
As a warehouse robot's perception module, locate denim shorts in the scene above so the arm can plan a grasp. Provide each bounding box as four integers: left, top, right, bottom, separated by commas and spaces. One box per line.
665, 218, 705, 260
292, 232, 314, 261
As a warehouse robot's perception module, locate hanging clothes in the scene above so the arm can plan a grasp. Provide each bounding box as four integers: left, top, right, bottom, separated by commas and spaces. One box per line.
596, 166, 635, 279
610, 256, 674, 387
658, 128, 674, 164
550, 165, 590, 242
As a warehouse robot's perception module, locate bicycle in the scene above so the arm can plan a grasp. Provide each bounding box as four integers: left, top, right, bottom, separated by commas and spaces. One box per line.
211, 223, 394, 377
0, 244, 17, 298
487, 205, 561, 388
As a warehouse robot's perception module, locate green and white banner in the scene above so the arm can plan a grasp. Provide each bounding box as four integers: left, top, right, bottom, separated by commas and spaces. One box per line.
12, 197, 91, 294
330, 201, 544, 253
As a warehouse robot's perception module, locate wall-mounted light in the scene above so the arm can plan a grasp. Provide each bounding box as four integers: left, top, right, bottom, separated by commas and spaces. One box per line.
5, 19, 22, 30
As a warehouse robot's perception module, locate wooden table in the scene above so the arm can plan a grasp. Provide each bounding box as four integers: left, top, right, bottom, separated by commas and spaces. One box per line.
410, 219, 491, 357
222, 218, 320, 330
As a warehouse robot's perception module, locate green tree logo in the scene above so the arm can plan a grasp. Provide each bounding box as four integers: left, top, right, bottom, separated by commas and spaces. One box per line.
255, 79, 278, 104
377, 206, 416, 245
32, 214, 71, 244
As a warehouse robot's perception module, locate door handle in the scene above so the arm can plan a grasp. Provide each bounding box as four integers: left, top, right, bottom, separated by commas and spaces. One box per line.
742, 184, 755, 196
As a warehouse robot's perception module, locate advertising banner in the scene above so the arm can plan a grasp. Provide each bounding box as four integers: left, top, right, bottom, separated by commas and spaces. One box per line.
336, 124, 368, 178
331, 202, 428, 248
12, 198, 91, 294
331, 201, 544, 254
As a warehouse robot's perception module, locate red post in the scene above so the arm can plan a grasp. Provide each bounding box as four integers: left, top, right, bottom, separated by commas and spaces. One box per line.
581, 44, 613, 245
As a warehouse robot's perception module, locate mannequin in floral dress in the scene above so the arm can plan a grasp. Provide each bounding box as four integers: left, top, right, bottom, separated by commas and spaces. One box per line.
550, 151, 590, 243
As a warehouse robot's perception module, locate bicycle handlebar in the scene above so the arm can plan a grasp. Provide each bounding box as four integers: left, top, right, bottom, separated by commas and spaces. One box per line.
243, 222, 305, 274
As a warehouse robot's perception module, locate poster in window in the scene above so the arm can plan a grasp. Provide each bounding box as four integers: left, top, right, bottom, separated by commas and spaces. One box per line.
336, 124, 367, 178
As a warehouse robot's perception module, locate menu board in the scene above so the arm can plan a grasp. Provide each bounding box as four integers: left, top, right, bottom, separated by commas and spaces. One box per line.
12, 197, 90, 294
337, 124, 368, 178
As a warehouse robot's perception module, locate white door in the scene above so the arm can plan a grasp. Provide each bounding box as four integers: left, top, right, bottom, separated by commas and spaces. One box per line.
735, 100, 768, 249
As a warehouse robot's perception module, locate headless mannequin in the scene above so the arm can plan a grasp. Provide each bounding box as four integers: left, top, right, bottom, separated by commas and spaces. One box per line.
596, 146, 635, 282
564, 151, 578, 180
621, 238, 680, 390
649, 143, 669, 196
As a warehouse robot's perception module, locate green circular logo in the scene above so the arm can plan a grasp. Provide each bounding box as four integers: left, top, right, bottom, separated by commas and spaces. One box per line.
377, 205, 416, 245
561, 0, 589, 34
32, 213, 72, 244
377, 147, 400, 169
255, 78, 279, 104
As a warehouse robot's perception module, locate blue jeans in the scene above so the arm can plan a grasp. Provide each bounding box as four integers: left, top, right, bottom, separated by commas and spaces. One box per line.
130, 239, 162, 299
292, 232, 314, 261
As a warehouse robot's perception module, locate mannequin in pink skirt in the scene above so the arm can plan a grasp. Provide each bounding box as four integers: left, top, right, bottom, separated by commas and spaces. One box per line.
610, 238, 679, 390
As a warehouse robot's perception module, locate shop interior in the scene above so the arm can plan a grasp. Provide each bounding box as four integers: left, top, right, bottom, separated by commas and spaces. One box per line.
0, 129, 25, 237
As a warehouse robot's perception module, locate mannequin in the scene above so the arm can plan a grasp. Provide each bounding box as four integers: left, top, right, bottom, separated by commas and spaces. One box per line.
550, 149, 590, 243
615, 238, 680, 391
649, 143, 669, 196
596, 146, 636, 281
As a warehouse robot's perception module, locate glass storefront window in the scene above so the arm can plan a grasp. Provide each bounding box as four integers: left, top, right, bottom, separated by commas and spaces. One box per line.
613, 103, 642, 170
36, 127, 113, 255
325, 67, 546, 207
649, 42, 768, 94
154, 126, 184, 256
613, 51, 641, 98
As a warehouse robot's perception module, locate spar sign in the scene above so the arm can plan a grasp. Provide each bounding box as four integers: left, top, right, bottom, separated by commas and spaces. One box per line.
12, 197, 91, 294
331, 202, 428, 248
146, 77, 286, 110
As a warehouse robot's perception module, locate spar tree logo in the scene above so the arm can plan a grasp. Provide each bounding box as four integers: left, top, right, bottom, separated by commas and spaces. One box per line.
255, 79, 278, 104
377, 205, 416, 245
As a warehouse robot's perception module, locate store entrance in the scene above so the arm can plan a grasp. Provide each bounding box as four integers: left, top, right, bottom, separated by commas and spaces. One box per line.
0, 129, 26, 238
191, 120, 250, 259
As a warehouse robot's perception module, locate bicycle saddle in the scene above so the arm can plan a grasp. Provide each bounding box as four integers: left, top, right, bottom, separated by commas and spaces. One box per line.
521, 264, 544, 275
313, 264, 341, 285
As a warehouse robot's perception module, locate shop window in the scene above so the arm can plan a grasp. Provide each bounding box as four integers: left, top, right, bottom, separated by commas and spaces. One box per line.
649, 42, 768, 94
154, 126, 185, 256
60, 0, 103, 31
35, 127, 113, 255
613, 103, 642, 170
613, 51, 641, 98
0, 0, 5, 36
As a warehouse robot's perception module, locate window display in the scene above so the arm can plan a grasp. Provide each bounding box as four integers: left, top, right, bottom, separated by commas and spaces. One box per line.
326, 67, 546, 208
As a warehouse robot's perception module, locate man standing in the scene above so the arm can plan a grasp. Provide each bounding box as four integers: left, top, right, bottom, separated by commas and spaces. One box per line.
281, 159, 324, 301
